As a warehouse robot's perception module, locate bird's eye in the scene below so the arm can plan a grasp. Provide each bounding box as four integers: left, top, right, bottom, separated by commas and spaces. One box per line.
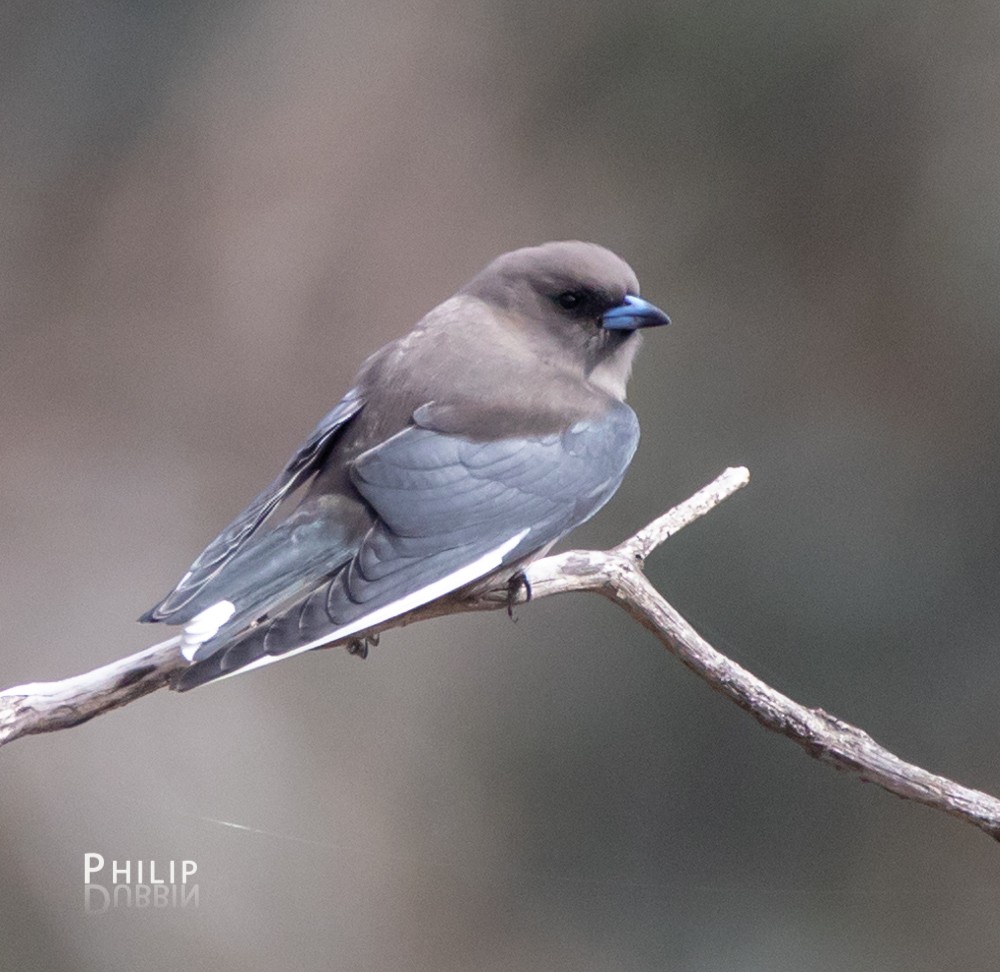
555, 290, 585, 311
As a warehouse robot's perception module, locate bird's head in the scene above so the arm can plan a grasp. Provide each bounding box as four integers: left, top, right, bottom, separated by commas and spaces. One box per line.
460, 241, 669, 394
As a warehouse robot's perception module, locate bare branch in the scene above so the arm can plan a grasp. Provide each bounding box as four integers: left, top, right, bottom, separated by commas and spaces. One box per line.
603, 566, 1000, 841
0, 637, 184, 743
616, 464, 751, 562
3, 465, 999, 842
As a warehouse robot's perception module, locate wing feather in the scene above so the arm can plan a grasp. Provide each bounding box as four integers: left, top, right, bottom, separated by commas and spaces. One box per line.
140, 387, 365, 622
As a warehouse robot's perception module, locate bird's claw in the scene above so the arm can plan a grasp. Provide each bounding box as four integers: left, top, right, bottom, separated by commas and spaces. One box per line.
346, 631, 379, 659
506, 572, 532, 620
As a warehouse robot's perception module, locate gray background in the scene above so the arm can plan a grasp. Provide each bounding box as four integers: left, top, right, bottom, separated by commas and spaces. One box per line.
2, 1, 999, 969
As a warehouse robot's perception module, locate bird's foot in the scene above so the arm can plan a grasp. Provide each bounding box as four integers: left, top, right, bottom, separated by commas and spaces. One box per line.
506, 571, 532, 620
346, 631, 379, 660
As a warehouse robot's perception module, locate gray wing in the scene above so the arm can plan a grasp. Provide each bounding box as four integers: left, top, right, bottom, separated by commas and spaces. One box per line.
141, 387, 365, 623
176, 400, 639, 689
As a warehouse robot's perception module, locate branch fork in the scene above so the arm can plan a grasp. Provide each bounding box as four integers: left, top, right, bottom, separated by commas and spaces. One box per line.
4, 466, 999, 841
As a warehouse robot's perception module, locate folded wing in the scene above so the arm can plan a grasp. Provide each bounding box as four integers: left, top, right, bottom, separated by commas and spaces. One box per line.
175, 400, 639, 689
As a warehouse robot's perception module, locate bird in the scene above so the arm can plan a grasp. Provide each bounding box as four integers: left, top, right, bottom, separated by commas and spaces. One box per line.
141, 241, 670, 690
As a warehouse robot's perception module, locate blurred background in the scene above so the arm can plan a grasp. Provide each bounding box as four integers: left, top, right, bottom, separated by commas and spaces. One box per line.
2, 1, 1000, 969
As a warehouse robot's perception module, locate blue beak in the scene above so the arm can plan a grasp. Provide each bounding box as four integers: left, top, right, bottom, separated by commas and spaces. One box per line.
600, 294, 671, 331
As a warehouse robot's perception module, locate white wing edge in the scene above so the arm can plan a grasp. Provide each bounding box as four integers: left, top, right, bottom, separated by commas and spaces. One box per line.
186, 527, 531, 685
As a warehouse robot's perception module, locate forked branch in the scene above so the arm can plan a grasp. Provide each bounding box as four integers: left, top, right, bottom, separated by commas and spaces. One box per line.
3, 466, 999, 841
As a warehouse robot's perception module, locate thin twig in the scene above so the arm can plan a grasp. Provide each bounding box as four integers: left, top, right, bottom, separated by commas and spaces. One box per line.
617, 465, 751, 562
